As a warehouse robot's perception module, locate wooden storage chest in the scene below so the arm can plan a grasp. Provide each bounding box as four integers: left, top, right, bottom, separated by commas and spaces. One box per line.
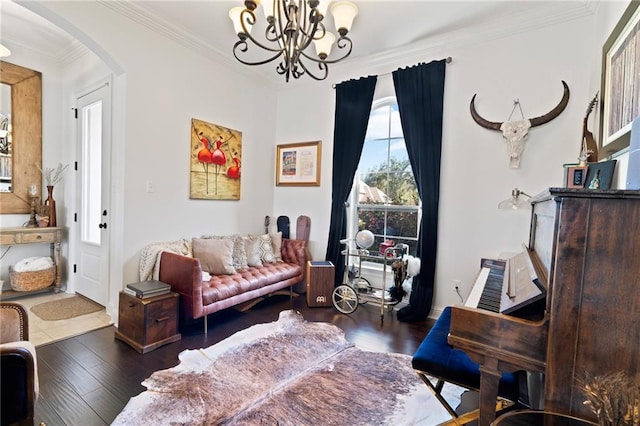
115, 291, 181, 353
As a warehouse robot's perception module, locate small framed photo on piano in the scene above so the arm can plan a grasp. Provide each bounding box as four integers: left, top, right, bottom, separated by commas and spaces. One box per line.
565, 165, 588, 188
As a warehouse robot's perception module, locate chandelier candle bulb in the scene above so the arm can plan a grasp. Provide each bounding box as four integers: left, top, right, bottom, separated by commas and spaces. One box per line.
229, 7, 251, 36
317, 0, 331, 17
314, 32, 335, 58
331, 1, 358, 35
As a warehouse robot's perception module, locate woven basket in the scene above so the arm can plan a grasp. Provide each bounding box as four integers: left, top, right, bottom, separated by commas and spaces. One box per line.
10, 265, 55, 292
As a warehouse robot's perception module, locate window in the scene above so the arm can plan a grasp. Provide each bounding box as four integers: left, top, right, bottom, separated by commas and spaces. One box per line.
348, 98, 420, 259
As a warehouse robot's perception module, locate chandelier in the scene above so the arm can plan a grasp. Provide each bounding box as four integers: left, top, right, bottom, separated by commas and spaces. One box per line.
229, 0, 358, 82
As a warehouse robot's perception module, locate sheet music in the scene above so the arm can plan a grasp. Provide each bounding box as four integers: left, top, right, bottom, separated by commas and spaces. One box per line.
500, 249, 544, 314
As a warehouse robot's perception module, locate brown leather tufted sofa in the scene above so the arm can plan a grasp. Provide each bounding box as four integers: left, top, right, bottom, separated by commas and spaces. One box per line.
159, 238, 307, 333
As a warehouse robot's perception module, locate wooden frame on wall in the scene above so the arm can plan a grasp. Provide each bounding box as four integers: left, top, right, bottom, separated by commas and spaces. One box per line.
0, 61, 42, 214
599, 1, 640, 155
275, 141, 321, 186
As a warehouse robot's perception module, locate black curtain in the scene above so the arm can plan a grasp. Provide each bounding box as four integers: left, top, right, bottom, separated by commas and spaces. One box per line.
392, 59, 446, 322
325, 76, 378, 284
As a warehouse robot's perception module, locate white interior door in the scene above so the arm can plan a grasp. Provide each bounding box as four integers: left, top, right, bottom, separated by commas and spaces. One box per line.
73, 82, 111, 305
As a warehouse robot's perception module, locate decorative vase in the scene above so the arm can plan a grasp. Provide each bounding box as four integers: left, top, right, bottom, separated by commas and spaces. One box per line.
45, 185, 57, 227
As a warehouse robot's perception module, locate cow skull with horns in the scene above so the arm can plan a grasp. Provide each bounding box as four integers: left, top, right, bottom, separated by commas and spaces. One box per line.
470, 81, 570, 168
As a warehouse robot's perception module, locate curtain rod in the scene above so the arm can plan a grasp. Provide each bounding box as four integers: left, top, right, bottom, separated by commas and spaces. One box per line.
332, 56, 452, 89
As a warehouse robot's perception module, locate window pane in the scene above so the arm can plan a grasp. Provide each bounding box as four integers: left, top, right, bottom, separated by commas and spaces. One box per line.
385, 171, 419, 206
352, 100, 422, 257
358, 208, 385, 236
358, 172, 389, 204
386, 210, 419, 239
366, 104, 391, 140
81, 101, 102, 245
360, 138, 388, 173
389, 104, 403, 138
388, 138, 409, 170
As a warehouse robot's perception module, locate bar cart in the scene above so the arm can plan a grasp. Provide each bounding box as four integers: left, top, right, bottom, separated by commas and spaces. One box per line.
332, 241, 409, 321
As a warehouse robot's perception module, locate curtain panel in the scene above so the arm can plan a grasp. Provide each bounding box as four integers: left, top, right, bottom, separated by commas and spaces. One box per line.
324, 76, 378, 285
393, 59, 446, 322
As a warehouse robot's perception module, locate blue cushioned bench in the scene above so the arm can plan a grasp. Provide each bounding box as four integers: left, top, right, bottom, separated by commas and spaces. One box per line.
412, 306, 521, 422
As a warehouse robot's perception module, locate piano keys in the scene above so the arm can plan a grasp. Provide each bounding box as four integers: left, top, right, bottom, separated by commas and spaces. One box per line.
465, 250, 545, 315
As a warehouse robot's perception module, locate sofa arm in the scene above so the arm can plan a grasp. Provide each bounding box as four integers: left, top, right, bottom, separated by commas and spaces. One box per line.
159, 252, 204, 319
281, 239, 307, 270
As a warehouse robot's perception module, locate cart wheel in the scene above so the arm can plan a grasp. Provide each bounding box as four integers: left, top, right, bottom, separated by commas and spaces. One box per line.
333, 285, 358, 314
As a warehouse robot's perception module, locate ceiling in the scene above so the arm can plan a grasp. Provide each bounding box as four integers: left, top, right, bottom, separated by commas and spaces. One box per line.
1, 1, 595, 84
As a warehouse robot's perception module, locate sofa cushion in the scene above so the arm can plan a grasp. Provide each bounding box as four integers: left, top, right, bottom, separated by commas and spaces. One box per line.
246, 234, 277, 264
243, 236, 263, 267
192, 238, 236, 275
270, 232, 283, 262
200, 234, 248, 270
202, 262, 302, 305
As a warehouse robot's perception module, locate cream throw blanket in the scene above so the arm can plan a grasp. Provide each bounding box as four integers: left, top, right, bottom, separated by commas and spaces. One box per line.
138, 239, 192, 282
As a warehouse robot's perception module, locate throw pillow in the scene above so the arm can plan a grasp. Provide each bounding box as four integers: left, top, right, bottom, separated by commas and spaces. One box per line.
192, 238, 236, 275
246, 233, 276, 264
243, 236, 263, 267
201, 234, 248, 270
270, 231, 283, 262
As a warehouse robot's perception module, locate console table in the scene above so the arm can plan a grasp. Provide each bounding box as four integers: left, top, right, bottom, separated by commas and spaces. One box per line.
0, 227, 63, 298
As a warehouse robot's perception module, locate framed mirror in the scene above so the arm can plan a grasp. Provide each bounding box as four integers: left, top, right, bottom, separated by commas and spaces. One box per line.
0, 61, 42, 214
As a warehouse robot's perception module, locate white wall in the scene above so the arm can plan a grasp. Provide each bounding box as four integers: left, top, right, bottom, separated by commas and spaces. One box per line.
11, 1, 279, 318
274, 5, 631, 316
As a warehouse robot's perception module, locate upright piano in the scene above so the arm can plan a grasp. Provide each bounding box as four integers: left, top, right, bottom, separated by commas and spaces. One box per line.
448, 188, 640, 425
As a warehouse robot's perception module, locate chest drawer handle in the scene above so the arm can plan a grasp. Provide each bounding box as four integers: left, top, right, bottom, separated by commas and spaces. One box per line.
155, 316, 169, 323
128, 302, 135, 308
36, 235, 42, 240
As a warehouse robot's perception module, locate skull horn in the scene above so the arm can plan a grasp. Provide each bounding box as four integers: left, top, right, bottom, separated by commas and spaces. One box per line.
469, 80, 570, 130
469, 94, 502, 130
529, 80, 570, 127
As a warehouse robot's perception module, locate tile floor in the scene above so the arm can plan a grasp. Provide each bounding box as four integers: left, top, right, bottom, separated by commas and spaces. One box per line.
8, 292, 113, 346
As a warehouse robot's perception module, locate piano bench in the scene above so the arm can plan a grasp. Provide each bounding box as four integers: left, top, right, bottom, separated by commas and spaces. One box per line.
412, 306, 520, 419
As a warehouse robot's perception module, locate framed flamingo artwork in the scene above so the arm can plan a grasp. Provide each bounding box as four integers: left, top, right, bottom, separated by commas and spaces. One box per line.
190, 118, 242, 200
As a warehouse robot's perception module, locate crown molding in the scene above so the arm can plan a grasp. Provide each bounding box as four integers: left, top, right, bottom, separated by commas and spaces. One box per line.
96, 1, 277, 88
97, 0, 596, 89
0, 35, 90, 70
329, 1, 596, 79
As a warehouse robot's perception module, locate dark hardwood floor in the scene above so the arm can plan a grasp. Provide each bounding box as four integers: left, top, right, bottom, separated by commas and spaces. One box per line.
34, 294, 434, 426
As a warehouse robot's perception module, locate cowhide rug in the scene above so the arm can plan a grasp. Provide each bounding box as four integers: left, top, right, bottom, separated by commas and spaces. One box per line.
112, 310, 463, 425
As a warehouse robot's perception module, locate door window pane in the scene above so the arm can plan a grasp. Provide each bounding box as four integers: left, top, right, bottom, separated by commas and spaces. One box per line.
81, 101, 102, 245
